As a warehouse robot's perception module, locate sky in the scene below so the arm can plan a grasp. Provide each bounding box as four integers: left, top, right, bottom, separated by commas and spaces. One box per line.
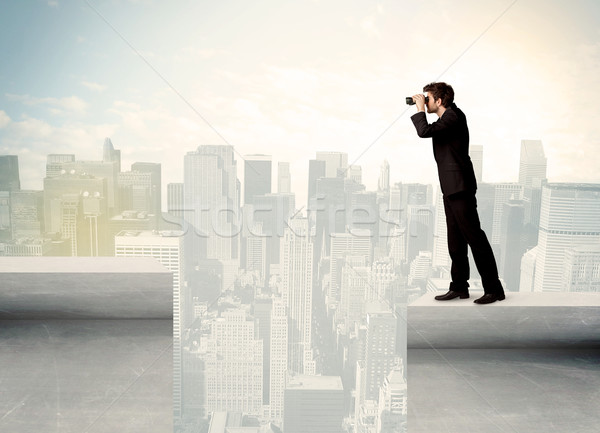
1, 0, 600, 208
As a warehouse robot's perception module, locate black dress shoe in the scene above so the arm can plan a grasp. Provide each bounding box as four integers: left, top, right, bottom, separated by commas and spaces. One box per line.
473, 293, 506, 304
435, 290, 470, 301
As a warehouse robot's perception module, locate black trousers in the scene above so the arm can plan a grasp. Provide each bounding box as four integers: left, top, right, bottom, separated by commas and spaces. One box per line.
443, 191, 504, 295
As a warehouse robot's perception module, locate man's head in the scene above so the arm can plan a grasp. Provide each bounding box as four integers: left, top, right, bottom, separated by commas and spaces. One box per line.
423, 82, 454, 114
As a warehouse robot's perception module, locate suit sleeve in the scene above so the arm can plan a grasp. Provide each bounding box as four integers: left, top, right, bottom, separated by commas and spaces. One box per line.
411, 110, 458, 138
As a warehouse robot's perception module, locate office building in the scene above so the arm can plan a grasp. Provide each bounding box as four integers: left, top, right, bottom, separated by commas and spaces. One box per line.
184, 145, 239, 262
269, 297, 288, 421
408, 251, 432, 285
370, 257, 395, 305
118, 170, 153, 213
378, 160, 390, 192
432, 189, 450, 267
534, 183, 600, 292
499, 200, 526, 291
339, 255, 370, 326
10, 190, 44, 238
562, 245, 600, 293
131, 162, 161, 216
244, 154, 271, 206
278, 161, 291, 194
187, 308, 263, 416
376, 364, 407, 433
329, 231, 372, 302
518, 140, 547, 189
283, 375, 344, 433
251, 192, 296, 277
0, 155, 21, 191
0, 191, 10, 242
167, 183, 184, 218
307, 159, 326, 205
364, 304, 397, 401
115, 229, 184, 417
280, 218, 313, 374
406, 204, 434, 263
45, 154, 75, 178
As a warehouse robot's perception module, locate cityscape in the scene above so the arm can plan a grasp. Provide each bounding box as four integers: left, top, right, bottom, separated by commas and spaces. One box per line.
1, 134, 599, 432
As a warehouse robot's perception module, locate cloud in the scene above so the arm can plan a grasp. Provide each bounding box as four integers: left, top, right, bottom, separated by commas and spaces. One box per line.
359, 4, 384, 39
81, 81, 107, 92
47, 1, 59, 8
5, 94, 88, 114
0, 110, 10, 128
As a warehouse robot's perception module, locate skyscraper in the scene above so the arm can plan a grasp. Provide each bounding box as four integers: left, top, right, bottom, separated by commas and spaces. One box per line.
103, 137, 121, 172
131, 162, 162, 216
244, 154, 272, 205
339, 255, 370, 325
534, 183, 600, 292
280, 217, 313, 375
118, 170, 153, 213
307, 159, 326, 205
186, 308, 263, 416
518, 140, 547, 188
278, 161, 291, 194
406, 204, 434, 263
314, 176, 346, 261
167, 182, 184, 218
378, 160, 390, 192
251, 192, 296, 278
499, 200, 526, 292
364, 304, 397, 401
329, 231, 372, 302
518, 140, 548, 247
184, 145, 239, 262
114, 230, 184, 418
488, 183, 523, 245
432, 189, 450, 267
269, 297, 288, 421
0, 155, 21, 191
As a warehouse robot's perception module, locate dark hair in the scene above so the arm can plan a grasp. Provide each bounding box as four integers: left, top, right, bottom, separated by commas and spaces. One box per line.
423, 82, 454, 107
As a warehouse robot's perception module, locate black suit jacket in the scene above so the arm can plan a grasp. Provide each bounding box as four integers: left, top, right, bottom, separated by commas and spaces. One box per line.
411, 103, 477, 196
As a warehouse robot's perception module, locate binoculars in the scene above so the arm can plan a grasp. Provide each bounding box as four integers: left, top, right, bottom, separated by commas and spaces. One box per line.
406, 96, 429, 105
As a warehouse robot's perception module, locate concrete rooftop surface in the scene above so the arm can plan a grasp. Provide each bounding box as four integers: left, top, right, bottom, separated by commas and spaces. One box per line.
1, 286, 599, 432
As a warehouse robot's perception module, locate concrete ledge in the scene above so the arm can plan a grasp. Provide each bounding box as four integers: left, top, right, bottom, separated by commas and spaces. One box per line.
0, 257, 173, 319
408, 291, 600, 348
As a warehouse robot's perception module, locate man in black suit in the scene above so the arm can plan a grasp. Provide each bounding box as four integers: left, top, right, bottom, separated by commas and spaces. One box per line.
411, 82, 505, 304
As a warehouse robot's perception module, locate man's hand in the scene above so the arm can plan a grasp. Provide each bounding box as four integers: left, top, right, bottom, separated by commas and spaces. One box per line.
412, 94, 426, 112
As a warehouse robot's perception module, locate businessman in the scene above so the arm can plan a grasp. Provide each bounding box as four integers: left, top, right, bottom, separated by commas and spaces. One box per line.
411, 82, 505, 304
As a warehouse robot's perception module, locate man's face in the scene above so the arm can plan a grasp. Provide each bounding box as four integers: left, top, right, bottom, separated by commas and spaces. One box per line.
425, 92, 441, 114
